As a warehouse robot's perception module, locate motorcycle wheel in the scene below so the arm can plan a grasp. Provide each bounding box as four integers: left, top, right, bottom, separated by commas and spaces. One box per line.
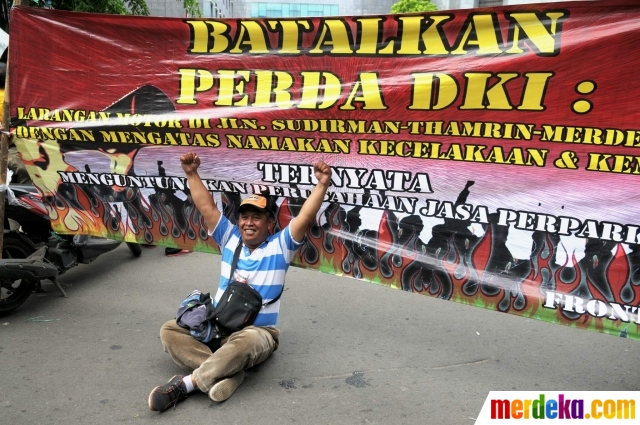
126, 242, 142, 258
0, 235, 37, 317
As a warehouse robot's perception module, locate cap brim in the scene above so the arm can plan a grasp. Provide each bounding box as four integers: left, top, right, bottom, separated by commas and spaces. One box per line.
238, 204, 271, 215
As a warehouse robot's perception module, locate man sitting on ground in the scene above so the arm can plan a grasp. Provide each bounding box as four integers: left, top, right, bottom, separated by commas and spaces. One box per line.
148, 151, 331, 411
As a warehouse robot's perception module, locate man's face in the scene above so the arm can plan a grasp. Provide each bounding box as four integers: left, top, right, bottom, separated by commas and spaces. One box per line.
238, 207, 274, 248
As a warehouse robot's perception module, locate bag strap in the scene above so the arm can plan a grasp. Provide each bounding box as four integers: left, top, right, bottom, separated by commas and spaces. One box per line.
228, 239, 284, 306
229, 240, 243, 279
264, 288, 283, 306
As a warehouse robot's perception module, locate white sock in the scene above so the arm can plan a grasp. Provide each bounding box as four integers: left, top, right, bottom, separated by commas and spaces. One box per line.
183, 375, 195, 393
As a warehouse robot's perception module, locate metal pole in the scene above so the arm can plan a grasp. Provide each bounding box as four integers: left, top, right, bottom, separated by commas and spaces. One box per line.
0, 0, 26, 259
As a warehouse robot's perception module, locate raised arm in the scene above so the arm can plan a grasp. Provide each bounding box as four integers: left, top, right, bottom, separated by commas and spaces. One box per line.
290, 161, 332, 242
180, 152, 221, 231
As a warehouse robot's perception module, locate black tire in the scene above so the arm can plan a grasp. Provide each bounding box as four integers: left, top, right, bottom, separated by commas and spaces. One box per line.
2, 234, 35, 259
0, 234, 37, 317
126, 242, 142, 258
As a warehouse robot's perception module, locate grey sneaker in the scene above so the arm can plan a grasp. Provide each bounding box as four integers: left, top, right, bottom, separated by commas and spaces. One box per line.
208, 370, 245, 402
148, 375, 188, 412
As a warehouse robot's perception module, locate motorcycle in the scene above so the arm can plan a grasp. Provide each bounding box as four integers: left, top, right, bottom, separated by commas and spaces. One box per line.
0, 183, 142, 316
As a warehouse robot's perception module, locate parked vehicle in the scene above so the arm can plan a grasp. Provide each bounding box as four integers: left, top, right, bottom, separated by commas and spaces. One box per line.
0, 184, 141, 316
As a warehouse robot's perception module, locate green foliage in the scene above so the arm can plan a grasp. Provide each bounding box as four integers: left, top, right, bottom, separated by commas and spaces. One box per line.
1, 0, 201, 32
32, 0, 201, 16
391, 0, 438, 14
31, 0, 150, 15
182, 0, 201, 17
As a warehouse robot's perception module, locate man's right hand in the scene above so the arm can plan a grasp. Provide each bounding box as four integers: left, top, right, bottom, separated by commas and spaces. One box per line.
179, 151, 221, 230
180, 152, 200, 175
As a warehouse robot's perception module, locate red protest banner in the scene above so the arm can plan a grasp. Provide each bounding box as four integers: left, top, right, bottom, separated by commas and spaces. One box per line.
8, 0, 640, 338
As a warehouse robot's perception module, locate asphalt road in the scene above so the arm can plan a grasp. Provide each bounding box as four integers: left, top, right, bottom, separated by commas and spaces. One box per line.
1, 244, 638, 425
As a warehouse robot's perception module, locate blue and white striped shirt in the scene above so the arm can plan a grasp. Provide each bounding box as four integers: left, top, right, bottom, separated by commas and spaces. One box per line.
211, 214, 304, 327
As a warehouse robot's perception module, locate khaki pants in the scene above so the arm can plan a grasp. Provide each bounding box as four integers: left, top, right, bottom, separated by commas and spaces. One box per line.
159, 320, 279, 392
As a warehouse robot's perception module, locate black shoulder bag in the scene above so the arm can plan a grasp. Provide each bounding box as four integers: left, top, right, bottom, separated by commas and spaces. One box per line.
213, 241, 284, 333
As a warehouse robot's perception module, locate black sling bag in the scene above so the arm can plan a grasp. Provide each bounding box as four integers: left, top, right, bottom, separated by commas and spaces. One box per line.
213, 241, 284, 333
